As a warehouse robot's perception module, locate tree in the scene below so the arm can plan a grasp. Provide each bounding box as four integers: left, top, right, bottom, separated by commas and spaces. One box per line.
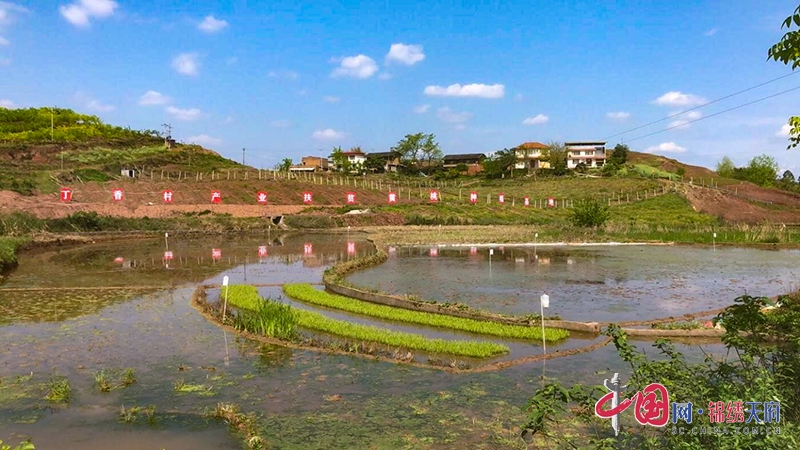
278, 158, 292, 172
745, 154, 779, 186
544, 141, 568, 176
608, 143, 629, 166
391, 133, 440, 172
716, 156, 736, 178
769, 5, 800, 148
364, 154, 386, 173
419, 136, 443, 173
481, 149, 516, 179
569, 199, 610, 228
782, 169, 796, 184
329, 146, 351, 173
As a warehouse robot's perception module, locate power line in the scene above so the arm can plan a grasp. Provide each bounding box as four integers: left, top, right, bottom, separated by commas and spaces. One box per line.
623, 84, 800, 143
605, 71, 800, 140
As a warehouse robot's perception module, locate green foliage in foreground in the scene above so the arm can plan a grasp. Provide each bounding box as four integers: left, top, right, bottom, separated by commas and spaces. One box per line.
522, 294, 800, 448
283, 283, 569, 343
570, 198, 610, 228
0, 237, 26, 270
226, 285, 298, 340
224, 284, 509, 358
0, 439, 35, 450
44, 376, 71, 403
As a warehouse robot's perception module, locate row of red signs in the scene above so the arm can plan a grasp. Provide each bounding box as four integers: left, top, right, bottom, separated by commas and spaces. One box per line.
60, 188, 557, 207
122, 243, 359, 264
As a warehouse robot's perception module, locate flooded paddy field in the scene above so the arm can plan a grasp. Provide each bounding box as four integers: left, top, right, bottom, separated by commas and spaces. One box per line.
0, 234, 768, 448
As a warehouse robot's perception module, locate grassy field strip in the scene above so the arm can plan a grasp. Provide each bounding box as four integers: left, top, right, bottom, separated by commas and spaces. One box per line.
283, 283, 569, 343
224, 285, 509, 358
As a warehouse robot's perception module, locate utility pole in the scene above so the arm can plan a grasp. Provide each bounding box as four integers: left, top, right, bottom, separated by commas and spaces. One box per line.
242, 148, 246, 165
161, 123, 173, 149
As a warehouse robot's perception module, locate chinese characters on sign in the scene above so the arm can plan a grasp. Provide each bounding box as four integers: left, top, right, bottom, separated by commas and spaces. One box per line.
257, 191, 268, 204
429, 190, 439, 203
388, 192, 397, 204
547, 197, 555, 208
162, 190, 174, 203
303, 243, 313, 255
346, 192, 356, 205
469, 191, 478, 204
60, 187, 73, 202
524, 196, 530, 207
303, 192, 313, 204
498, 193, 505, 204
211, 191, 222, 204
112, 188, 124, 202
258, 246, 267, 258
212, 248, 222, 260
347, 242, 356, 255
163, 251, 174, 260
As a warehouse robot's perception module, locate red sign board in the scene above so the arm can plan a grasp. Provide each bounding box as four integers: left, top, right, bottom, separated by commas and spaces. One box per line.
60, 187, 73, 202
469, 191, 478, 204
112, 188, 124, 202
303, 243, 313, 255
346, 192, 356, 205
347, 242, 356, 255
498, 193, 505, 204
211, 191, 222, 204
162, 190, 174, 203
387, 192, 397, 204
524, 196, 530, 207
469, 246, 477, 256
114, 256, 125, 264
258, 245, 267, 258
212, 248, 222, 259
303, 192, 313, 204
257, 191, 268, 204
547, 197, 555, 208
430, 247, 438, 257
429, 190, 439, 203
163, 251, 174, 260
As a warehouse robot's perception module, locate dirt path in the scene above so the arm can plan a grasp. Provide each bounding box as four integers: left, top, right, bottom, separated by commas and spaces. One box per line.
677, 184, 800, 224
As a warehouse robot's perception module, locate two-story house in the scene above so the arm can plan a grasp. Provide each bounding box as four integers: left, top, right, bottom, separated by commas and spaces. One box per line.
514, 142, 550, 170
565, 141, 606, 169
343, 149, 367, 167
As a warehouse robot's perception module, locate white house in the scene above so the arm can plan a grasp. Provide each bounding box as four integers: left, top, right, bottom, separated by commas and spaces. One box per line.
342, 149, 366, 166
565, 141, 606, 169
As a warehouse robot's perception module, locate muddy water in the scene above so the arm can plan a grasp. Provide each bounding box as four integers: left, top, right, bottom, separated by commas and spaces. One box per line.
0, 234, 731, 449
348, 245, 800, 323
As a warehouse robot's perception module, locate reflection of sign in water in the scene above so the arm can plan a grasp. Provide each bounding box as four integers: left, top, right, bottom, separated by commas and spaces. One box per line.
470, 246, 477, 255
212, 248, 222, 259
469, 191, 478, 204
388, 192, 397, 204
347, 242, 356, 255
524, 196, 530, 207
61, 187, 73, 202
211, 191, 222, 204
430, 247, 438, 257
429, 190, 439, 203
112, 188, 124, 202
162, 190, 174, 203
346, 192, 356, 205
258, 245, 267, 258
304, 243, 313, 255
257, 191, 268, 204
303, 192, 313, 204
498, 193, 505, 204
163, 251, 174, 260
388, 246, 396, 254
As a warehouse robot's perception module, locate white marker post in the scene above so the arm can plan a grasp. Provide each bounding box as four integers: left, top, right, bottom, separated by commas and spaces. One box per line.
489, 248, 494, 273
221, 276, 230, 323
540, 294, 549, 354
713, 232, 717, 251
165, 232, 169, 251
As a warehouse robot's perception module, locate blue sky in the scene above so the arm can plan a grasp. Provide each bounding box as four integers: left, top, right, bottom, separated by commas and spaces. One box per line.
1, 0, 799, 173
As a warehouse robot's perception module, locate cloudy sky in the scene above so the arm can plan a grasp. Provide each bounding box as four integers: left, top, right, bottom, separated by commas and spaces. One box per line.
0, 0, 798, 172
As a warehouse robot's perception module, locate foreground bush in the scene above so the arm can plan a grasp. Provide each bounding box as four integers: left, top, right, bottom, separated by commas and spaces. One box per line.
570, 198, 610, 228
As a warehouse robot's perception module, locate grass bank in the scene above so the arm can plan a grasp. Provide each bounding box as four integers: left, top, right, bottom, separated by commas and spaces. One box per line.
0, 236, 27, 274
225, 285, 509, 358
283, 283, 569, 342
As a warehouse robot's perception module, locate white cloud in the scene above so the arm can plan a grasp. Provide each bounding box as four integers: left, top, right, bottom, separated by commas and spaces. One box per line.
187, 134, 222, 146
437, 107, 472, 124
522, 114, 549, 126
59, 0, 118, 28
0, 36, 8, 46
87, 99, 115, 112
653, 91, 707, 107
166, 106, 202, 121
778, 123, 792, 137
198, 15, 228, 33
138, 90, 171, 106
312, 128, 346, 141
644, 142, 686, 154
270, 119, 292, 128
331, 55, 378, 79
413, 104, 430, 114
323, 95, 340, 103
705, 28, 718, 36
172, 53, 200, 76
0, 99, 13, 108
385, 43, 425, 66
669, 110, 702, 128
268, 69, 298, 80
424, 83, 505, 99
606, 111, 630, 121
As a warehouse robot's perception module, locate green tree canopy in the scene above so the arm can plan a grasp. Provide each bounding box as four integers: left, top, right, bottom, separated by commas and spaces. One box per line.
716, 156, 736, 178
745, 154, 779, 186
481, 149, 516, 179
544, 141, 568, 176
391, 133, 439, 168
329, 146, 351, 173
768, 5, 800, 148
608, 143, 629, 166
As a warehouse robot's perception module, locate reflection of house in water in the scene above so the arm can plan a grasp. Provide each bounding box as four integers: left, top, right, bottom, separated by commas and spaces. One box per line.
303, 255, 324, 268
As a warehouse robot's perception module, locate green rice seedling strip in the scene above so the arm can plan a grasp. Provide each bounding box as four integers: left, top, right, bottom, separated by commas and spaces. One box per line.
283, 283, 570, 343
223, 285, 508, 358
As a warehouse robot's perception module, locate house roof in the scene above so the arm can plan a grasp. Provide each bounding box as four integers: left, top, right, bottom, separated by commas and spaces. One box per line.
342, 150, 365, 155
517, 142, 548, 149
366, 151, 399, 159
443, 153, 486, 162
565, 141, 606, 146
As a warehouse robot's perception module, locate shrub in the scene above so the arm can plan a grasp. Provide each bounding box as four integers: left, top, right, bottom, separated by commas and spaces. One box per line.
569, 199, 610, 228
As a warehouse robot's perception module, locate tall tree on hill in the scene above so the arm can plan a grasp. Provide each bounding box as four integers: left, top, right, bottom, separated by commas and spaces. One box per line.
481, 149, 516, 179
391, 133, 439, 173
278, 158, 292, 172
608, 144, 629, 166
329, 146, 351, 173
716, 156, 736, 178
768, 4, 800, 148
544, 141, 568, 176
745, 154, 779, 186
